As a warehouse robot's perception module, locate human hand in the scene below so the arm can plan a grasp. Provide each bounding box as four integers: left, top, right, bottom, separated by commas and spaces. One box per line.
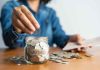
68, 34, 92, 52
12, 5, 40, 34
69, 34, 83, 45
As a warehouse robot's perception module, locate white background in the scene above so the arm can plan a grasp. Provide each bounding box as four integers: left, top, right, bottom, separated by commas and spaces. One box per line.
48, 0, 100, 39
0, 0, 100, 48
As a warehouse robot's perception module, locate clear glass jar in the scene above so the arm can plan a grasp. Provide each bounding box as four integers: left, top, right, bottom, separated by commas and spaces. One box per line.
24, 37, 49, 64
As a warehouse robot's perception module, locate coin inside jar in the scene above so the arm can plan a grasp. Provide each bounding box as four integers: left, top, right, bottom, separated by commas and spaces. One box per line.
24, 37, 49, 64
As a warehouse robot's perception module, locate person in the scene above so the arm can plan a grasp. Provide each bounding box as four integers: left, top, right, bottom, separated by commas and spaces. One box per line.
1, 0, 83, 50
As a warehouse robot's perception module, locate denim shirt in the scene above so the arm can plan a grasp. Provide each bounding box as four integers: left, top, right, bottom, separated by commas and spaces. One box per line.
0, 0, 69, 49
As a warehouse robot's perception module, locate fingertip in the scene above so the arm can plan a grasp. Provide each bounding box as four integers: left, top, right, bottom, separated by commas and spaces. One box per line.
28, 31, 33, 34
34, 22, 40, 29
32, 27, 36, 32
30, 32, 33, 34
89, 46, 92, 48
20, 5, 26, 8
37, 24, 40, 29
29, 26, 36, 33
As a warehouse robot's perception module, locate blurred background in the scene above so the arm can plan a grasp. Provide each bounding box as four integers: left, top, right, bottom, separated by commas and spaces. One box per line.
0, 0, 100, 48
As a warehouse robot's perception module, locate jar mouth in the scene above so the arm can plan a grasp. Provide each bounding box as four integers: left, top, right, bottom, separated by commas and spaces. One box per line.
26, 36, 48, 40
25, 36, 48, 45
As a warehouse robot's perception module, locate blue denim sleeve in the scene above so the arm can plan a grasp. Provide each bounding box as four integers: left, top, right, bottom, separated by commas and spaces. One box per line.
1, 5, 17, 48
50, 9, 70, 48
0, 2, 26, 48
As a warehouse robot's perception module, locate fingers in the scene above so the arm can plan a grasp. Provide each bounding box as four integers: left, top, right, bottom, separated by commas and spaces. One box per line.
13, 6, 36, 34
20, 5, 40, 29
76, 40, 83, 45
69, 34, 84, 45
14, 26, 22, 33
12, 15, 33, 34
12, 14, 22, 33
77, 44, 92, 52
75, 34, 84, 45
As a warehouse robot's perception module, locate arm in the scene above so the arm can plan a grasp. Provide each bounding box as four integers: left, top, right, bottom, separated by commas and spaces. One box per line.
1, 4, 18, 48
50, 9, 70, 48
50, 9, 83, 48
1, 2, 40, 48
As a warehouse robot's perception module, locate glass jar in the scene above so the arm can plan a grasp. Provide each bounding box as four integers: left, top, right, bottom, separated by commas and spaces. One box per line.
24, 37, 49, 64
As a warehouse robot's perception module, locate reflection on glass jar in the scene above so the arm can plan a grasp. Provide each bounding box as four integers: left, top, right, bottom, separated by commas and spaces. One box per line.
24, 37, 49, 64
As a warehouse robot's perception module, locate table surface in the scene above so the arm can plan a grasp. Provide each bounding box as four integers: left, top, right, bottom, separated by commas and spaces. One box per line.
0, 47, 100, 70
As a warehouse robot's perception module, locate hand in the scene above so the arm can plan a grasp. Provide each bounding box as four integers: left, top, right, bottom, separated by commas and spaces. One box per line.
76, 44, 92, 52
69, 34, 92, 52
69, 34, 83, 45
12, 5, 40, 34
